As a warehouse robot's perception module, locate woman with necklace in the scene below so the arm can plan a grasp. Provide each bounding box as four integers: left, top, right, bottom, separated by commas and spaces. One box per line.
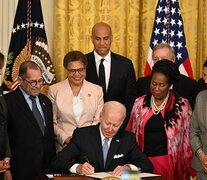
48, 51, 104, 152
126, 60, 192, 180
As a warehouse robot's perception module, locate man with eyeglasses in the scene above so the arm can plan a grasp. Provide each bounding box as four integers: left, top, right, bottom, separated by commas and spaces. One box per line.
4, 61, 56, 180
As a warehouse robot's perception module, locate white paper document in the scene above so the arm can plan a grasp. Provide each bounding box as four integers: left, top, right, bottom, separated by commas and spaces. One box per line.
87, 172, 160, 179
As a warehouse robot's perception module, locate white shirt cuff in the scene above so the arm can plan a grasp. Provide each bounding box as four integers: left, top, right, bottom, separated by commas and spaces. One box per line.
127, 164, 139, 171
69, 163, 80, 173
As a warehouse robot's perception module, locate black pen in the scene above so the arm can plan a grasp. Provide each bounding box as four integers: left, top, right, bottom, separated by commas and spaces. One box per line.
84, 156, 90, 163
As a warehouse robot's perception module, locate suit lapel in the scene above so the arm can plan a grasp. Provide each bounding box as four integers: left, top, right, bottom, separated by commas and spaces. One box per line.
87, 53, 99, 84
38, 95, 48, 132
105, 133, 121, 169
91, 125, 105, 169
0, 88, 7, 118
107, 53, 117, 96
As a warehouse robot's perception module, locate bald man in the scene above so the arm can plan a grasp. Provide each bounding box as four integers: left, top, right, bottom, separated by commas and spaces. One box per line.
85, 22, 137, 129
52, 101, 153, 176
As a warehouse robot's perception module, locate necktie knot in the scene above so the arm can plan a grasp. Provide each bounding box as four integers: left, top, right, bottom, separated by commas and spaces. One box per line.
29, 95, 36, 101
104, 138, 109, 143
100, 58, 105, 64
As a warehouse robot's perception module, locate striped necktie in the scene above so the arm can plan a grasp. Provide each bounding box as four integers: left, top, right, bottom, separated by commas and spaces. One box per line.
29, 95, 45, 134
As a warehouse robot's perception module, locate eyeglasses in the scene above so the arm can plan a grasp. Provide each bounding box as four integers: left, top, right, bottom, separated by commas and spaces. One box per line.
66, 67, 86, 75
22, 77, 44, 87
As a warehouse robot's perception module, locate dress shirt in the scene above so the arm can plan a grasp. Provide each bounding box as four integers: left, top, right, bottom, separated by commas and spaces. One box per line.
94, 51, 111, 91
19, 86, 45, 125
72, 90, 83, 122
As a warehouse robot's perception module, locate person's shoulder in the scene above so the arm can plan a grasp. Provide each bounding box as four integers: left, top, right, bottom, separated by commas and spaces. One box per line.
4, 88, 19, 99
84, 80, 102, 90
111, 52, 131, 62
197, 89, 207, 99
180, 74, 196, 84
137, 76, 150, 83
74, 124, 98, 135
85, 51, 94, 58
120, 130, 136, 141
48, 79, 68, 91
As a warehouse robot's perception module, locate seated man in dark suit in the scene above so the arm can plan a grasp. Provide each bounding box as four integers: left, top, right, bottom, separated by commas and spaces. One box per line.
137, 43, 196, 109
85, 22, 137, 129
52, 101, 153, 176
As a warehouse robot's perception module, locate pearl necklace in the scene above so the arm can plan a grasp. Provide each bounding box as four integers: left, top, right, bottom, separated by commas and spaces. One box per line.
151, 92, 169, 115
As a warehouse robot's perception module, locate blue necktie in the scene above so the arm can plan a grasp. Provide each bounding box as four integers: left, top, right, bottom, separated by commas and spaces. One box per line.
103, 138, 109, 167
29, 96, 45, 134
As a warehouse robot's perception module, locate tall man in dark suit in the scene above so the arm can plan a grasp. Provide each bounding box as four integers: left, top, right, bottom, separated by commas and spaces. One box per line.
0, 53, 11, 180
4, 61, 56, 180
136, 43, 196, 109
85, 22, 137, 129
52, 101, 153, 176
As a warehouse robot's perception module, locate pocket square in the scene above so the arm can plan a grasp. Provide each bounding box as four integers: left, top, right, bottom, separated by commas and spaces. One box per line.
113, 154, 124, 159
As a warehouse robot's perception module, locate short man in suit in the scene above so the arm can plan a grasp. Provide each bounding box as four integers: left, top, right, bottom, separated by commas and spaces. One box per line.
0, 53, 10, 180
4, 61, 56, 180
52, 101, 153, 176
85, 22, 137, 129
136, 42, 196, 109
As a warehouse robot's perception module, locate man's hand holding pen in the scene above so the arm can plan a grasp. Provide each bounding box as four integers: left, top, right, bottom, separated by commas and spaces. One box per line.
76, 162, 95, 175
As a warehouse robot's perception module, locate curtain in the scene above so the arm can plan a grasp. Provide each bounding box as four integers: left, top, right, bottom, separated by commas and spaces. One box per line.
54, 0, 207, 81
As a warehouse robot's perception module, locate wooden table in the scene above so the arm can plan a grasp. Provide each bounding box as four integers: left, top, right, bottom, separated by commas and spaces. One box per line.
39, 173, 162, 180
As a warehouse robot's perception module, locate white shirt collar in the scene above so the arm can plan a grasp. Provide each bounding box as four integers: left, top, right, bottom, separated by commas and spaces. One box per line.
94, 51, 111, 63
99, 125, 112, 144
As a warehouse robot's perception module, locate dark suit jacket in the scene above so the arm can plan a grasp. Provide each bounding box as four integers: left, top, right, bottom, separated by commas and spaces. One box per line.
52, 124, 153, 173
4, 87, 56, 180
136, 74, 197, 109
0, 88, 7, 160
0, 87, 10, 180
196, 78, 207, 96
86, 51, 137, 128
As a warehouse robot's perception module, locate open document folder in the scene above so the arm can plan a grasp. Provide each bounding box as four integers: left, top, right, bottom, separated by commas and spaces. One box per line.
45, 172, 161, 179
87, 172, 119, 179
86, 171, 160, 179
